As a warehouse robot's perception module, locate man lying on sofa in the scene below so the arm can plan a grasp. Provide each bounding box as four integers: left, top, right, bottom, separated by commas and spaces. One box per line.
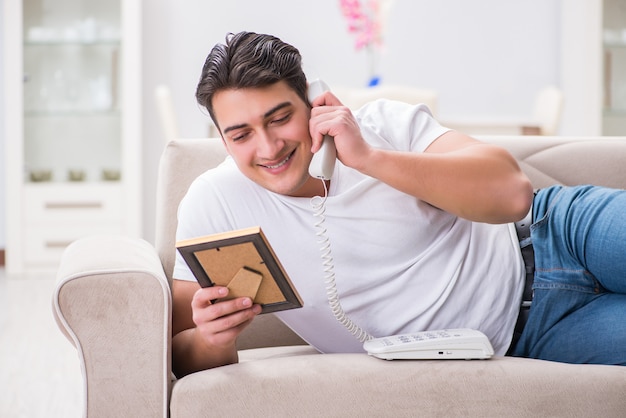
170, 31, 626, 377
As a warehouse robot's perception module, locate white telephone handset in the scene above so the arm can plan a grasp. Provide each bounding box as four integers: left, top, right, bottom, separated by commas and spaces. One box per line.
307, 79, 337, 180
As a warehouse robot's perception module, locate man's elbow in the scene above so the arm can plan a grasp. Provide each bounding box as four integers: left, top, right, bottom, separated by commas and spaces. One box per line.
509, 176, 534, 222
482, 175, 533, 224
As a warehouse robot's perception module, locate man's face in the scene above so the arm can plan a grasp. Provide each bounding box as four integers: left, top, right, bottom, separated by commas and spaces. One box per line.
212, 81, 322, 197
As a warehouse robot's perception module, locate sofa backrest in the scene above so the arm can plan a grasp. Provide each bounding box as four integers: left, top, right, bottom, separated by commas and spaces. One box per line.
155, 138, 229, 286
156, 136, 626, 284
478, 136, 626, 190
155, 135, 626, 349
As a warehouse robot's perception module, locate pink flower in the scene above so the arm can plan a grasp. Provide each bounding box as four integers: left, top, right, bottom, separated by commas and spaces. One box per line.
339, 0, 384, 51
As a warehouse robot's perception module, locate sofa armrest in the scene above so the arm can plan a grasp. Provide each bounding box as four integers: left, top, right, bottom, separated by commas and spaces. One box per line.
53, 235, 171, 418
171, 350, 626, 416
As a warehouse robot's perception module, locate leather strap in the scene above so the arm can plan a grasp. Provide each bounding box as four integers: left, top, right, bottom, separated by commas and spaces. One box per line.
507, 205, 535, 355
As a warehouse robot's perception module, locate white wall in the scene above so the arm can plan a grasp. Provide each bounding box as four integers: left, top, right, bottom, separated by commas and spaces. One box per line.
2, 0, 563, 247
560, 0, 603, 136
141, 0, 172, 244
139, 0, 560, 242
0, 0, 6, 249
160, 0, 560, 140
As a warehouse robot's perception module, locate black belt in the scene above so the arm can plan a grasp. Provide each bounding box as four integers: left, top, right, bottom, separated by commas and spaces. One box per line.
507, 206, 535, 355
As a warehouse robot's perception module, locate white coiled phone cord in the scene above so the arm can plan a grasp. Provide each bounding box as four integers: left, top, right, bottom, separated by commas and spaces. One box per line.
310, 180, 373, 343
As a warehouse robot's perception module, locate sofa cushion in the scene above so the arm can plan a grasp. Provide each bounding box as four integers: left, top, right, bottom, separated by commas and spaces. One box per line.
171, 352, 626, 416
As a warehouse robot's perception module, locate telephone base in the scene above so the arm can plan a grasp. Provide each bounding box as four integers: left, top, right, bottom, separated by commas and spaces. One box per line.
363, 329, 495, 361
369, 348, 493, 361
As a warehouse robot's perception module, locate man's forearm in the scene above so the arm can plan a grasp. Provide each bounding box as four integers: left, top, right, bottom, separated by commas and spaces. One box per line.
354, 135, 532, 224
172, 328, 238, 377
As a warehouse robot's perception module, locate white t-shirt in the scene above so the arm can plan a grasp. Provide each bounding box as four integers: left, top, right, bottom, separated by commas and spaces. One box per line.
174, 99, 525, 355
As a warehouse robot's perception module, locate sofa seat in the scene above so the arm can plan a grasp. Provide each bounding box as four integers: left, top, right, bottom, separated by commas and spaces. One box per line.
171, 347, 626, 417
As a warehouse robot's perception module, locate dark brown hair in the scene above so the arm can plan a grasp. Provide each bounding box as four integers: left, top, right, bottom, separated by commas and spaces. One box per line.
196, 32, 308, 130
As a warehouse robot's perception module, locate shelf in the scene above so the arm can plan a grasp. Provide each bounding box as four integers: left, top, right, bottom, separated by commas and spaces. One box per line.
24, 109, 120, 118
24, 39, 121, 47
26, 179, 122, 185
5, 0, 141, 274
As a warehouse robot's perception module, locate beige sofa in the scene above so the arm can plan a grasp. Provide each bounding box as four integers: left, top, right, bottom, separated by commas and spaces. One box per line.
53, 136, 626, 417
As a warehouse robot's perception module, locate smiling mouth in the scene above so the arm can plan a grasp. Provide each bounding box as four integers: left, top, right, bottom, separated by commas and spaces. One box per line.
260, 150, 295, 169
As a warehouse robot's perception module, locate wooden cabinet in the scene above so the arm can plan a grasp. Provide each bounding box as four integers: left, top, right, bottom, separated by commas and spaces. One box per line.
3, 0, 142, 274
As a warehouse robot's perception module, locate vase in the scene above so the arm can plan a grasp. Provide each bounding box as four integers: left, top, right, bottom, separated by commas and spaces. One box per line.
366, 45, 381, 87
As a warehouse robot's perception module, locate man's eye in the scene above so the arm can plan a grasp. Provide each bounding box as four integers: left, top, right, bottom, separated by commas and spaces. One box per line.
231, 132, 249, 142
271, 114, 291, 125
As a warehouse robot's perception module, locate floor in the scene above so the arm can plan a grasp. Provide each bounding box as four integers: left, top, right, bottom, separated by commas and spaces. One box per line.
0, 267, 83, 417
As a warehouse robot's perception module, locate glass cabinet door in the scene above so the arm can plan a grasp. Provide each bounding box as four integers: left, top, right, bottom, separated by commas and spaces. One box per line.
22, 0, 122, 183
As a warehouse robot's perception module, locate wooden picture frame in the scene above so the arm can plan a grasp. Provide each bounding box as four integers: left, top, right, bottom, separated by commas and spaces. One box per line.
176, 226, 303, 314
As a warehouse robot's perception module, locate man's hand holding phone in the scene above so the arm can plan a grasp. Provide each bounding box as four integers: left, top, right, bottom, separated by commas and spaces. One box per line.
308, 80, 374, 175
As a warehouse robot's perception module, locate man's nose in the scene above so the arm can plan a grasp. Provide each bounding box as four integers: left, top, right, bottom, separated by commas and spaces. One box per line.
257, 130, 283, 158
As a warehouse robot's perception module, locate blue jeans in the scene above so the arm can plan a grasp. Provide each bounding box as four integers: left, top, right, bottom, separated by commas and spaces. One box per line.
510, 185, 626, 365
